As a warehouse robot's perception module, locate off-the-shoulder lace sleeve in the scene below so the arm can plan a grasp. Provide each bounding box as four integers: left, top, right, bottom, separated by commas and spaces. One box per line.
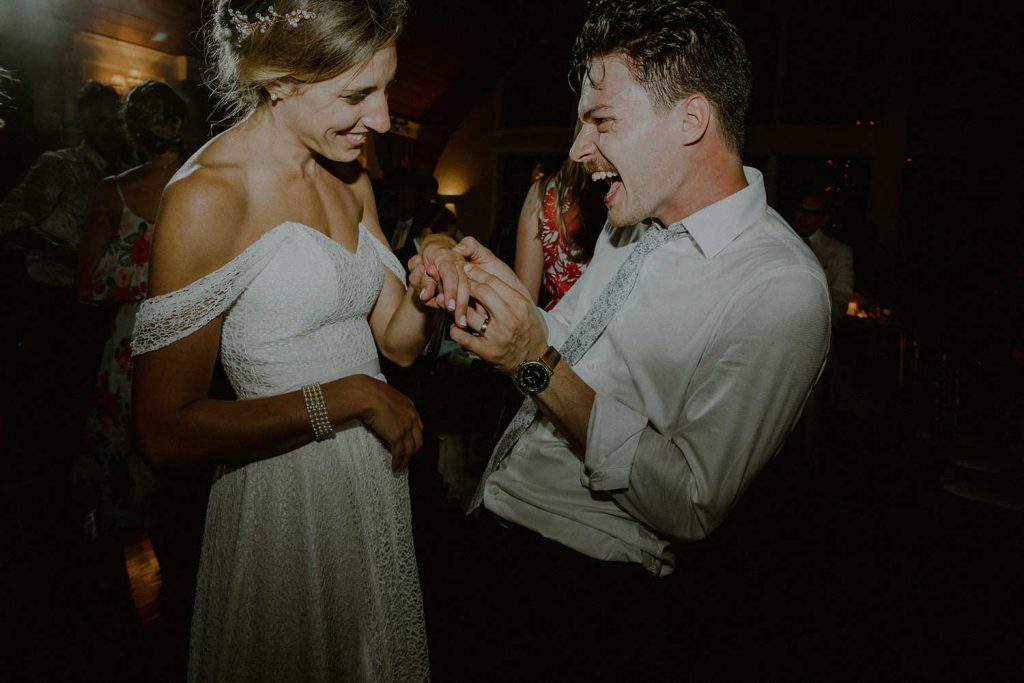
362, 225, 407, 286
132, 228, 289, 356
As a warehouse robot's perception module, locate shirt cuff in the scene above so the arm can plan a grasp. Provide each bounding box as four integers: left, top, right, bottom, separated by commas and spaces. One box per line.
581, 394, 648, 491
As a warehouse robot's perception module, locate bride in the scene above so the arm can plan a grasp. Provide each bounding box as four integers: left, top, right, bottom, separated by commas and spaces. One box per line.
131, 1, 464, 680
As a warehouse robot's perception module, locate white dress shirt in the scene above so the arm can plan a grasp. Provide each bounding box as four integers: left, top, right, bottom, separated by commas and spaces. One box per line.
483, 167, 831, 576
806, 228, 854, 324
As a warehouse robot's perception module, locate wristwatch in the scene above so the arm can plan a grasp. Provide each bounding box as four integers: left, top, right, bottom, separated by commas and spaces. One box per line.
514, 346, 561, 396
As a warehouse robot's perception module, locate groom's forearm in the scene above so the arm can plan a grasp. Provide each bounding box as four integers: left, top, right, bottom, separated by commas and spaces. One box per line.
533, 364, 595, 460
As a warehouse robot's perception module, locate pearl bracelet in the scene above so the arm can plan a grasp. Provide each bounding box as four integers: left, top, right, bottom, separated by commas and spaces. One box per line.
301, 382, 334, 442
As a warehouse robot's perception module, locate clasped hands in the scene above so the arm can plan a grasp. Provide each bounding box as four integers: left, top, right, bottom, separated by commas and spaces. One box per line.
409, 236, 548, 376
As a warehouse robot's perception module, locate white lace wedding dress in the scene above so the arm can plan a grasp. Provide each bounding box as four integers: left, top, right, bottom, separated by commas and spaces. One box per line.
132, 222, 429, 682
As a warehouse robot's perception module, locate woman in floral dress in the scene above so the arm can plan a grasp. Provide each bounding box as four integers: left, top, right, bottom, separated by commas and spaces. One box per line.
76, 80, 189, 535
514, 158, 607, 310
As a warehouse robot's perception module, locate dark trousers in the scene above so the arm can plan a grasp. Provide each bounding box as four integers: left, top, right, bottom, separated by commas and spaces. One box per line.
422, 511, 697, 683
412, 464, 867, 682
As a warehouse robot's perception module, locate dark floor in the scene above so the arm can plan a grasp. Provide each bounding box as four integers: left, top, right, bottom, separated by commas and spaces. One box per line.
3, 358, 1022, 682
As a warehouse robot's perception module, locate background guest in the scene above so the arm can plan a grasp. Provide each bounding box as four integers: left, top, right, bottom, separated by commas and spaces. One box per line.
514, 158, 605, 310
75, 80, 189, 536
429, 204, 461, 242
1, 81, 124, 285
387, 173, 443, 252
792, 191, 854, 325
789, 190, 855, 461
0, 80, 124, 487
378, 166, 417, 249
72, 79, 199, 677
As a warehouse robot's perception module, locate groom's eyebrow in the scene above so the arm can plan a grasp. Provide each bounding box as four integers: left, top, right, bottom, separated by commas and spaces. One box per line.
580, 104, 611, 122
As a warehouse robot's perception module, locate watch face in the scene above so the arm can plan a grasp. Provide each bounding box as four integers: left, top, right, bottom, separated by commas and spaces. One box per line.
516, 360, 550, 394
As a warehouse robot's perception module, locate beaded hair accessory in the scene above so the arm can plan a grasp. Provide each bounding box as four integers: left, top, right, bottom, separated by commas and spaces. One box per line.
224, 5, 317, 44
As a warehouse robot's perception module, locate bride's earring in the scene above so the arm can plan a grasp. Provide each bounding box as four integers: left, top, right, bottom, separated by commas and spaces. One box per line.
270, 93, 280, 103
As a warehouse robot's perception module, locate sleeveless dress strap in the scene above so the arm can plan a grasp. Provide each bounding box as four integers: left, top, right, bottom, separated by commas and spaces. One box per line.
115, 179, 152, 226
361, 224, 407, 287
114, 178, 128, 207
132, 226, 292, 356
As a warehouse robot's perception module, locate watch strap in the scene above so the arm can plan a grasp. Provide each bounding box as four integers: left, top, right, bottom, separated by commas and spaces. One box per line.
541, 345, 561, 372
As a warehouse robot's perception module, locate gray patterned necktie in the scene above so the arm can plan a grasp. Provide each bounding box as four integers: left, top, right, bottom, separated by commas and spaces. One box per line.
469, 222, 690, 511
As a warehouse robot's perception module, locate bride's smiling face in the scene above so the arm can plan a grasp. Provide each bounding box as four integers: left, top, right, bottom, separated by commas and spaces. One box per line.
270, 45, 397, 162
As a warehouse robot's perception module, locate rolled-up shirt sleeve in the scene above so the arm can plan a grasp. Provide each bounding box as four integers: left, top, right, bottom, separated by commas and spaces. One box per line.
581, 394, 647, 490
581, 267, 830, 542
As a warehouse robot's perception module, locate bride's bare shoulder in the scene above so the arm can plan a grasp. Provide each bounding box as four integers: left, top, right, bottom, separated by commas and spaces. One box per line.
151, 137, 254, 294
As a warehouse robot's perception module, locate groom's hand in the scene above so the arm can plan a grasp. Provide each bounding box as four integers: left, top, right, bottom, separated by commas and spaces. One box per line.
449, 263, 548, 376
452, 237, 532, 300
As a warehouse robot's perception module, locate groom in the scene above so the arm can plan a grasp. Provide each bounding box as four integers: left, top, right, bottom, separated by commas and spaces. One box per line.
415, 0, 831, 676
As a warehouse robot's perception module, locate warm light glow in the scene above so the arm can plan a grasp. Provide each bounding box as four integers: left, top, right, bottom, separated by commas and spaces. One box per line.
74, 32, 184, 95
436, 174, 469, 197
123, 535, 161, 626
444, 202, 457, 216
846, 293, 894, 321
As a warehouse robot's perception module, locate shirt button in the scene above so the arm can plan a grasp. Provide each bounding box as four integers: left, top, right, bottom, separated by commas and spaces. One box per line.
488, 485, 500, 497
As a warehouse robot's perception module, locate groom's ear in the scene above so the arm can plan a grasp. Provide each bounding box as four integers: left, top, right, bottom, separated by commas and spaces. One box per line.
677, 94, 710, 146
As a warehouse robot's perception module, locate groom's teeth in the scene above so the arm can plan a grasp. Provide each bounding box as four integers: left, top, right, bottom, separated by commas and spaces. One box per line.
591, 171, 619, 182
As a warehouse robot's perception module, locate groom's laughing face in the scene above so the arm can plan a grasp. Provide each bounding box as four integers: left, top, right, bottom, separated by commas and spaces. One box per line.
570, 54, 688, 229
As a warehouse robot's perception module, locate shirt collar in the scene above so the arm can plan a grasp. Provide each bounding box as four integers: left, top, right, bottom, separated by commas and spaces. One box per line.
806, 228, 824, 244
665, 166, 767, 259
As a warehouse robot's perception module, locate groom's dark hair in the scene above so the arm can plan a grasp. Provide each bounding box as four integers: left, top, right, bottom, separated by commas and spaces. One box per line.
571, 0, 752, 153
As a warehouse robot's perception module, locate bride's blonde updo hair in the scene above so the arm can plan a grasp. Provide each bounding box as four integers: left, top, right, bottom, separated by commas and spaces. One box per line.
206, 0, 408, 120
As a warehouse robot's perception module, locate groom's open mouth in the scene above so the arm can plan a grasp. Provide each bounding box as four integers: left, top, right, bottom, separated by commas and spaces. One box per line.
591, 169, 622, 205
